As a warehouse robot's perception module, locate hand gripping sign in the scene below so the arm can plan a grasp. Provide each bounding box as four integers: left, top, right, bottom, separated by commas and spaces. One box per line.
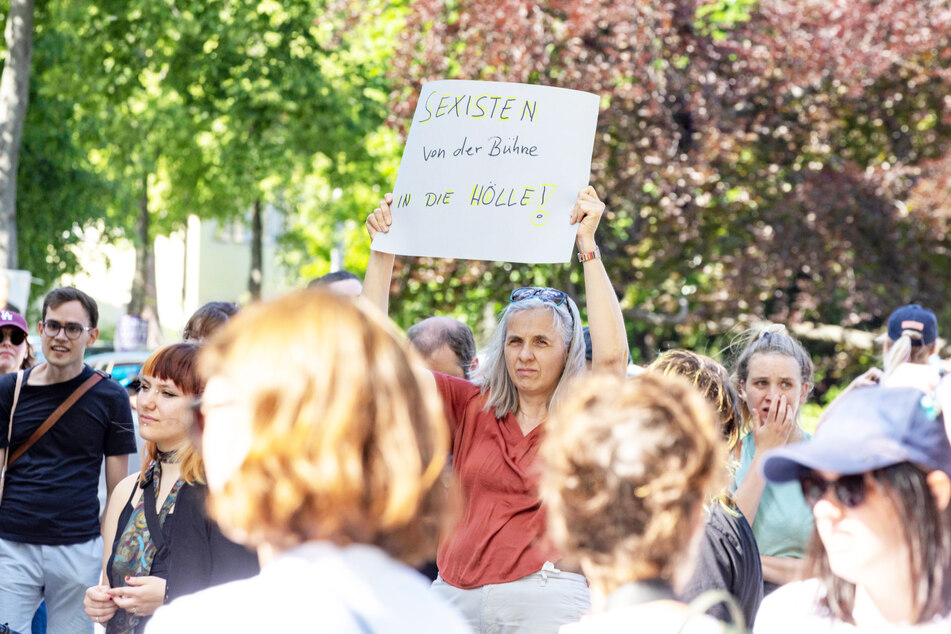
371, 80, 600, 263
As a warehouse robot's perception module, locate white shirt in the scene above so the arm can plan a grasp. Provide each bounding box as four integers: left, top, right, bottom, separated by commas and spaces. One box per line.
560, 602, 725, 634
755, 578, 951, 633
146, 541, 470, 633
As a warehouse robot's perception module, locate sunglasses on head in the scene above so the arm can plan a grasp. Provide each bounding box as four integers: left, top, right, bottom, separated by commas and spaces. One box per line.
0, 327, 26, 346
798, 470, 876, 508
510, 287, 568, 306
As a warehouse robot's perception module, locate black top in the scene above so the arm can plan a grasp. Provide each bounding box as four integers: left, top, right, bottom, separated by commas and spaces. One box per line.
163, 483, 260, 600
107, 481, 260, 633
680, 502, 764, 626
0, 365, 136, 544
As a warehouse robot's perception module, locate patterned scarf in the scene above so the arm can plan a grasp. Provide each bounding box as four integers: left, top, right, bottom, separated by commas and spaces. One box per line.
140, 448, 182, 489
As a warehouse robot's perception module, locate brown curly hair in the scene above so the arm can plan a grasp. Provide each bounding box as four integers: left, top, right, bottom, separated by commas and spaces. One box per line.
540, 373, 726, 595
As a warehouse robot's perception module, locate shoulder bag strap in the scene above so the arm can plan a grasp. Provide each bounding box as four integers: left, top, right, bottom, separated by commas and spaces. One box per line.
106, 483, 143, 587
0, 370, 25, 506
142, 478, 167, 552
3, 370, 24, 453
8, 370, 106, 466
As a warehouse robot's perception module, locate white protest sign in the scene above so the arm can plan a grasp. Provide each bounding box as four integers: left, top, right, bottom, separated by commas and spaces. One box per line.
371, 80, 600, 263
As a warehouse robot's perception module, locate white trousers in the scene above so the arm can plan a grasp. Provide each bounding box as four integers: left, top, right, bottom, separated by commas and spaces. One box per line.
0, 536, 102, 634
431, 562, 591, 634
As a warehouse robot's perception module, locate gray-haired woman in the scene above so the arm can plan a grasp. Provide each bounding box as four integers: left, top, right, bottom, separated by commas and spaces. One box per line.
363, 186, 629, 634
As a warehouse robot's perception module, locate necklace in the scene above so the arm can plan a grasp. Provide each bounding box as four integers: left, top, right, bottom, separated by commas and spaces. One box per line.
140, 448, 182, 489
155, 448, 182, 464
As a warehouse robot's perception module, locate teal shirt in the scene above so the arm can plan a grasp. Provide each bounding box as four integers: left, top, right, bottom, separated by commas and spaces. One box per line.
732, 432, 814, 558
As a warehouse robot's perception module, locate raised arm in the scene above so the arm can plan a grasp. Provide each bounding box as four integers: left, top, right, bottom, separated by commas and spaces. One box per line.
362, 193, 439, 399
572, 186, 628, 376
362, 193, 396, 316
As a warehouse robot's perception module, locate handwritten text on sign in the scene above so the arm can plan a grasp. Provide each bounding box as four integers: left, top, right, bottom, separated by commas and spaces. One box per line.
372, 80, 600, 263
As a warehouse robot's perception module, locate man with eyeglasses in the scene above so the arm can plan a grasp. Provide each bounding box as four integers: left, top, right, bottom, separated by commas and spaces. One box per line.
0, 287, 136, 634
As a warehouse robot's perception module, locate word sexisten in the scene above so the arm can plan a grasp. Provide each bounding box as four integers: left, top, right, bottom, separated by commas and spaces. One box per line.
418, 92, 539, 124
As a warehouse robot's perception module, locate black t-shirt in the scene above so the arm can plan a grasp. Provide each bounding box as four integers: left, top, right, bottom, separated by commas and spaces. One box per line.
680, 501, 764, 627
0, 364, 137, 545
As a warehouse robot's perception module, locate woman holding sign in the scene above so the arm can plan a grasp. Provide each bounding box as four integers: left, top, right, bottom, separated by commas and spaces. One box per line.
363, 186, 629, 633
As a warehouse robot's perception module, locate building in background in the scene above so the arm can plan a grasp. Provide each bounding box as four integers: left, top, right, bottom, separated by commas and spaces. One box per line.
61, 206, 294, 346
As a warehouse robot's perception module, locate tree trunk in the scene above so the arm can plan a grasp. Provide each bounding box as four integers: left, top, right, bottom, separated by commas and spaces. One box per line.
0, 0, 35, 269
128, 173, 162, 347
248, 198, 262, 301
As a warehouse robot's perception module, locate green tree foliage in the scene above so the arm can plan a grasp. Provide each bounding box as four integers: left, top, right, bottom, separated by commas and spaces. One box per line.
0, 0, 34, 270
273, 0, 409, 283
17, 0, 403, 314
386, 0, 951, 391
16, 85, 117, 302
6, 1, 118, 310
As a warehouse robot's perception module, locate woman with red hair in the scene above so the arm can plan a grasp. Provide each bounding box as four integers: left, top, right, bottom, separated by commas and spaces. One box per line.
84, 343, 258, 632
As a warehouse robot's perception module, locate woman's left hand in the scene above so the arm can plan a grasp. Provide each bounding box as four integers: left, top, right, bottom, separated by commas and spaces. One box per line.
108, 576, 166, 617
569, 186, 605, 251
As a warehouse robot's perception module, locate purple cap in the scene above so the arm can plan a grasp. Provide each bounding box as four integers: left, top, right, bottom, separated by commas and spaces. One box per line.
887, 304, 938, 345
762, 386, 951, 482
0, 309, 28, 335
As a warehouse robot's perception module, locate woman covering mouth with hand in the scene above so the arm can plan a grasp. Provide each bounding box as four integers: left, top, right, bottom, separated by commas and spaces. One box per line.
729, 325, 815, 593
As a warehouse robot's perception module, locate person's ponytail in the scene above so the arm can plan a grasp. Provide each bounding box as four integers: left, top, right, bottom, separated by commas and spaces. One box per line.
884, 330, 925, 380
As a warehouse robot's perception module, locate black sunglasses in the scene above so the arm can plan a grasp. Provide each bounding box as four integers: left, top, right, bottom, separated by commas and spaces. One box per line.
798, 471, 874, 508
0, 328, 26, 346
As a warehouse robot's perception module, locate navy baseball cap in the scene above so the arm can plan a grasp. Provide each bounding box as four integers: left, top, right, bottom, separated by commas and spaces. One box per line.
887, 304, 938, 345
762, 386, 951, 482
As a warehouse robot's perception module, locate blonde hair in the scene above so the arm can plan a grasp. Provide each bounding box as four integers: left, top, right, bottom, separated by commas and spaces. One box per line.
883, 331, 934, 381
540, 374, 726, 594
199, 290, 449, 563
138, 343, 205, 486
728, 323, 814, 435
647, 349, 741, 513
647, 349, 741, 451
